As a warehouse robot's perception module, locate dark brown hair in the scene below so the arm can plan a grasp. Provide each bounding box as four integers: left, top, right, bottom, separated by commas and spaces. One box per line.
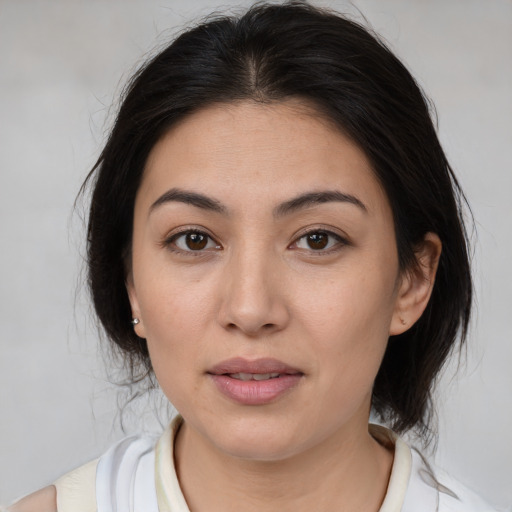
82, 1, 472, 437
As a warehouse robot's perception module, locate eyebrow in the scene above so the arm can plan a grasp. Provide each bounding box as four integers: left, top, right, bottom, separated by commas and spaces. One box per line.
150, 188, 227, 215
273, 190, 367, 217
149, 188, 367, 217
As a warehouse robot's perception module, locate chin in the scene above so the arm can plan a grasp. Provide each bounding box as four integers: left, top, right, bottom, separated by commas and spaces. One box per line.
204, 414, 312, 462
220, 436, 304, 462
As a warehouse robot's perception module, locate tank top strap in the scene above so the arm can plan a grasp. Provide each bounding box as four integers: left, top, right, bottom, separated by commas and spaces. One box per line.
96, 434, 159, 512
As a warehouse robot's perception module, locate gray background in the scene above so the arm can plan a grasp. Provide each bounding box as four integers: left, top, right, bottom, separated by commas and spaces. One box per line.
0, 0, 511, 508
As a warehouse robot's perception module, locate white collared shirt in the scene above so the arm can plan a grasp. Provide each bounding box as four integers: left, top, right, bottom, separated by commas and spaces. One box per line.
52, 416, 499, 512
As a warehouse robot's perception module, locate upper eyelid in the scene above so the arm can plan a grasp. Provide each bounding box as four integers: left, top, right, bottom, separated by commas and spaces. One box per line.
290, 228, 350, 252
295, 232, 345, 244
292, 226, 349, 242
161, 228, 221, 253
298, 229, 344, 240
165, 226, 217, 242
162, 225, 349, 249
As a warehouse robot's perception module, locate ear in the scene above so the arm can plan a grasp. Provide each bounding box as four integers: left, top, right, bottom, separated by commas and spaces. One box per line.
389, 232, 442, 335
126, 270, 147, 339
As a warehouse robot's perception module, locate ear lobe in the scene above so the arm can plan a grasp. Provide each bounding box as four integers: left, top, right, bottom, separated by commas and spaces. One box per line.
125, 272, 146, 339
390, 232, 442, 336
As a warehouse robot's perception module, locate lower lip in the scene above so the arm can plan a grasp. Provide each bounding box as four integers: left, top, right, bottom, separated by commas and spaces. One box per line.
209, 374, 303, 405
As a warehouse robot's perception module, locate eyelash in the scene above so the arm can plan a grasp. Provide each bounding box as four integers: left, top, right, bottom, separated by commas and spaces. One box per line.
164, 229, 221, 256
290, 229, 348, 254
163, 228, 348, 256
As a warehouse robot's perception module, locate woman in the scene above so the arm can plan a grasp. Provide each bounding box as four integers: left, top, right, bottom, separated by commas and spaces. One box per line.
6, 2, 499, 511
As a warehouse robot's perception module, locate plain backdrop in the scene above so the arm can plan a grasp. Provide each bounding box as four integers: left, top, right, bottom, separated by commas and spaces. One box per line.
0, 0, 511, 508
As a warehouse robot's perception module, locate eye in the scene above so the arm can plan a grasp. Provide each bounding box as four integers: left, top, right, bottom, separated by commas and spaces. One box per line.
168, 230, 221, 252
293, 230, 346, 252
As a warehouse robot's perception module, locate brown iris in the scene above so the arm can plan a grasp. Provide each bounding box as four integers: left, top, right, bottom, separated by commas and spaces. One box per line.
307, 232, 329, 250
186, 232, 208, 250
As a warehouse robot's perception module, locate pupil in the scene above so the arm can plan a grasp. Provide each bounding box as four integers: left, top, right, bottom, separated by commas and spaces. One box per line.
186, 233, 207, 250
307, 232, 328, 250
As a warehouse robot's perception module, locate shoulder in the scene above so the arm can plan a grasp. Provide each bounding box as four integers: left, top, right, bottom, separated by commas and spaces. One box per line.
4, 459, 98, 512
5, 485, 57, 512
4, 428, 167, 512
53, 458, 98, 512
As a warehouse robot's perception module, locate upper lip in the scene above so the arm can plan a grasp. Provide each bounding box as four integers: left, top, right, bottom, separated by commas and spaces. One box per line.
208, 357, 302, 375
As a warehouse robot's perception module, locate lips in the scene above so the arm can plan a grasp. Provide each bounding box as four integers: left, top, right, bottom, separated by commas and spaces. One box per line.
207, 358, 303, 405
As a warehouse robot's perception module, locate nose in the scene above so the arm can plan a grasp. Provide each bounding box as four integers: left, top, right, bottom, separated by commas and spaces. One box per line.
217, 245, 290, 337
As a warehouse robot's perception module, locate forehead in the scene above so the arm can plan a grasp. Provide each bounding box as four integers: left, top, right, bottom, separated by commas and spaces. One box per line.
139, 100, 390, 217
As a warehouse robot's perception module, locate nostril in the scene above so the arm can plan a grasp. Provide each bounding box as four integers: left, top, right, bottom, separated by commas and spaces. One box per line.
225, 322, 277, 335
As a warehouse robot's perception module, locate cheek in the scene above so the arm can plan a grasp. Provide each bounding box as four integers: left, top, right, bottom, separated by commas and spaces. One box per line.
295, 263, 397, 341
136, 251, 213, 330
135, 265, 222, 385
141, 286, 207, 352
293, 265, 397, 383
141, 292, 205, 411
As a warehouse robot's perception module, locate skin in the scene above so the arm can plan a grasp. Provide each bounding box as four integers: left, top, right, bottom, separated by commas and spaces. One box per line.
12, 100, 440, 511
126, 100, 441, 512
7, 485, 56, 512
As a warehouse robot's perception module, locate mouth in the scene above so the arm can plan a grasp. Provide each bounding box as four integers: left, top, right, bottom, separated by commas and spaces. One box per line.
228, 372, 282, 381
208, 357, 302, 376
207, 358, 303, 405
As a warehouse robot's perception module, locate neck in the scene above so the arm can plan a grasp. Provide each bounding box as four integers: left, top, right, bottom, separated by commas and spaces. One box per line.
174, 416, 393, 512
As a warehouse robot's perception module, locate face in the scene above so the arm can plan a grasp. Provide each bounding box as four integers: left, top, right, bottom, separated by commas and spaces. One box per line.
128, 101, 409, 461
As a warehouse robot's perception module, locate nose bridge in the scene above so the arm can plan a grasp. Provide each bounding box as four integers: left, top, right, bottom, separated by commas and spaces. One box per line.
219, 236, 288, 335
